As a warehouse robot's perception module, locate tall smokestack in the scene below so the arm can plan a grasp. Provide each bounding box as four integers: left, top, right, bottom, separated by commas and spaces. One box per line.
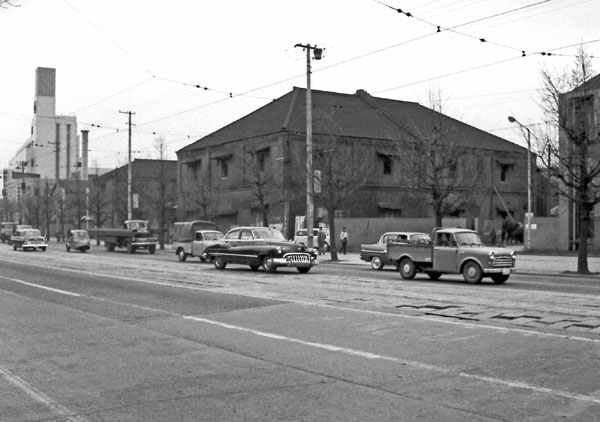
81, 130, 89, 180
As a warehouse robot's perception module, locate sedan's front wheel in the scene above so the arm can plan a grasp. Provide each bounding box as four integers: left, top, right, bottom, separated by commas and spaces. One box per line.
262, 257, 277, 273
214, 256, 227, 270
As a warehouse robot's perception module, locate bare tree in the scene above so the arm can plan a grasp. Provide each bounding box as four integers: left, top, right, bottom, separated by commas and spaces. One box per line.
244, 148, 285, 227
536, 45, 599, 273
396, 89, 486, 227
138, 137, 177, 249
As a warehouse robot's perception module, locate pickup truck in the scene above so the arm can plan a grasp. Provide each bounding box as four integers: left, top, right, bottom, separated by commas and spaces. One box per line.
88, 220, 158, 254
388, 227, 516, 284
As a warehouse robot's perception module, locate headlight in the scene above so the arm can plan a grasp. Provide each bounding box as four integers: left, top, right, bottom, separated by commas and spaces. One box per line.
489, 251, 495, 260
276, 247, 283, 254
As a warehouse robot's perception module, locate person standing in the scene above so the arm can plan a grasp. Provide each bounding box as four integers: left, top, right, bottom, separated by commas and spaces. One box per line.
340, 227, 348, 254
317, 227, 327, 255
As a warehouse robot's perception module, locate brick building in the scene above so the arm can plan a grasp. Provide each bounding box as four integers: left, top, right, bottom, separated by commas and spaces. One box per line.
177, 87, 531, 238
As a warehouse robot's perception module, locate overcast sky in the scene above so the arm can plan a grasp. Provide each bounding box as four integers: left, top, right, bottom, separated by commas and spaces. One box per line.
1, 0, 598, 170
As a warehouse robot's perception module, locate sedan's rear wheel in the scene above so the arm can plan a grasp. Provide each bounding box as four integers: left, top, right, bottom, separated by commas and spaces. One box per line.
371, 256, 384, 271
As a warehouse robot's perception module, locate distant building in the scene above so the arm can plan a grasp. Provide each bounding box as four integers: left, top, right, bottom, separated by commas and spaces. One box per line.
177, 87, 532, 238
557, 73, 600, 250
1, 67, 88, 231
91, 159, 178, 233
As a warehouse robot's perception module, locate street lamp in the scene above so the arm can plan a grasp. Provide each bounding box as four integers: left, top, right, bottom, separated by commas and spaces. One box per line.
295, 43, 323, 248
508, 116, 532, 251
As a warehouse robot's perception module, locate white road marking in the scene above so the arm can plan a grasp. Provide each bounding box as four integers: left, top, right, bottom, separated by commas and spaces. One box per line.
0, 276, 81, 297
2, 261, 599, 343
0, 365, 90, 422
184, 315, 600, 405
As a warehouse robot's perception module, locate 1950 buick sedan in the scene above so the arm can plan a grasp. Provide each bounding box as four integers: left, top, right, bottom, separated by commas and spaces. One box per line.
207, 226, 318, 273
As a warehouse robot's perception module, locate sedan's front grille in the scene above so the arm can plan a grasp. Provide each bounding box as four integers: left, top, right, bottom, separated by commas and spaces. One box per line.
285, 253, 312, 267
493, 256, 514, 267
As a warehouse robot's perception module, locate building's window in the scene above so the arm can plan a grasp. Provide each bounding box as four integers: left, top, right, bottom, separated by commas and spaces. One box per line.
218, 157, 229, 178
381, 155, 392, 175
188, 160, 201, 181
256, 148, 269, 173
500, 163, 511, 182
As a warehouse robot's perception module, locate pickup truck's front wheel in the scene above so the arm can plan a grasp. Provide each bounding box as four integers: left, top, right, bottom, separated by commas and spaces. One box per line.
463, 261, 483, 283
177, 249, 187, 262
399, 258, 417, 280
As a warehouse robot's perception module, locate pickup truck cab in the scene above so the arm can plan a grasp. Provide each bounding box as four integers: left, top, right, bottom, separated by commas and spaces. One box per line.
388, 227, 516, 284
11, 228, 48, 252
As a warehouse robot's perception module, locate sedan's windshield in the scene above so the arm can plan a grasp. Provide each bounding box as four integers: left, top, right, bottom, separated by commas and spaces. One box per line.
252, 228, 286, 240
455, 232, 482, 246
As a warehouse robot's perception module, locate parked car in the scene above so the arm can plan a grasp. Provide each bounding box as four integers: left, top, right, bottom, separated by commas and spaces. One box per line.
65, 229, 91, 252
11, 228, 48, 252
207, 226, 318, 273
360, 231, 431, 270
294, 228, 330, 252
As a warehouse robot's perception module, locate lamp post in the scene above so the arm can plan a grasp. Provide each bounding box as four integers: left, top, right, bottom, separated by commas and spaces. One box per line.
294, 43, 323, 248
508, 116, 532, 251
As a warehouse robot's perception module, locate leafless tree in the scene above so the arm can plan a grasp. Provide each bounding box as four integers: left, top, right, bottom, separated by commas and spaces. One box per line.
395, 88, 486, 227
244, 148, 285, 227
536, 45, 599, 273
310, 109, 375, 261
138, 137, 177, 248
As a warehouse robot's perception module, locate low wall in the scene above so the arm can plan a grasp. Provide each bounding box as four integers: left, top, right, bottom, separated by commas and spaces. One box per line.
333, 216, 559, 252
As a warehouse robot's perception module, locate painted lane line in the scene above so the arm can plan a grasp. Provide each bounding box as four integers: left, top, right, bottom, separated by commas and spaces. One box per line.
3, 261, 599, 343
0, 365, 90, 422
0, 275, 81, 297
184, 315, 600, 405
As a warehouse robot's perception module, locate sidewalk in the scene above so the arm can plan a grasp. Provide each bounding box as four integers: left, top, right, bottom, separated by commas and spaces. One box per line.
323, 251, 600, 277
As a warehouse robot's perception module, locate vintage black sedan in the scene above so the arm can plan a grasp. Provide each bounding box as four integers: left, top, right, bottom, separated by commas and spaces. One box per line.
207, 226, 318, 273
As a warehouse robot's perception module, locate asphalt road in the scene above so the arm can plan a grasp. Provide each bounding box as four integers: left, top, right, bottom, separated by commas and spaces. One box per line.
0, 244, 599, 421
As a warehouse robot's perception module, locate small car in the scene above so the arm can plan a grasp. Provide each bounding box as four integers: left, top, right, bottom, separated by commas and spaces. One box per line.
11, 228, 48, 252
207, 226, 318, 273
66, 229, 91, 252
360, 231, 431, 270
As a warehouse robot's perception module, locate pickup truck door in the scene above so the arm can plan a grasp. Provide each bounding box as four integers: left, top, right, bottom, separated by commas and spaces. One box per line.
432, 234, 459, 272
192, 232, 204, 255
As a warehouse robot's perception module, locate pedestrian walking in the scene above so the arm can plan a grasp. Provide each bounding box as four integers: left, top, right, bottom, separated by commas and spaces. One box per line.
340, 227, 348, 254
317, 227, 326, 255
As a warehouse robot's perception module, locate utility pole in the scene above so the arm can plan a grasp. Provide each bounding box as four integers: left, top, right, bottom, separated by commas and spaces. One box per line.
294, 43, 323, 248
119, 110, 135, 220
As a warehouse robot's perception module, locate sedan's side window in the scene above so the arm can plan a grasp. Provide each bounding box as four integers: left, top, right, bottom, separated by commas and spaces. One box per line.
225, 230, 239, 240
240, 230, 253, 240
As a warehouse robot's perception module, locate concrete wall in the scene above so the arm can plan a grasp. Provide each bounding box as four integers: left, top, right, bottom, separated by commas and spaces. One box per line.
333, 217, 468, 252
530, 216, 560, 250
